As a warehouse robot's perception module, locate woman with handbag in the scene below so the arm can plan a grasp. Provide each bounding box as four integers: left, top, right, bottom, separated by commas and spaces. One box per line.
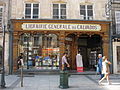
98, 56, 112, 85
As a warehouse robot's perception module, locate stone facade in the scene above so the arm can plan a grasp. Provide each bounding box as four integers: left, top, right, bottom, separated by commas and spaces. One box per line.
11, 0, 108, 20
10, 0, 110, 73
110, 0, 120, 74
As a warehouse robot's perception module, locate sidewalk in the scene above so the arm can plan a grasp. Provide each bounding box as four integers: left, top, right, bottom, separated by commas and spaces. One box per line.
0, 74, 120, 90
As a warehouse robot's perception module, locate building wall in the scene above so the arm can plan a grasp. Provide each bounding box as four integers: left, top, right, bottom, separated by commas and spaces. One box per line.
10, 0, 109, 72
11, 0, 108, 20
0, 0, 10, 73
111, 1, 120, 74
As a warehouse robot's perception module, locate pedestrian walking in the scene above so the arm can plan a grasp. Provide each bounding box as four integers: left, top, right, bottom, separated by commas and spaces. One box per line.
61, 53, 70, 71
99, 56, 111, 85
17, 53, 24, 69
97, 54, 104, 79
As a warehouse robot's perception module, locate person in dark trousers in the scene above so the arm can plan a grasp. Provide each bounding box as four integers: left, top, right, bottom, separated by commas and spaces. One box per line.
61, 53, 70, 71
17, 53, 24, 69
97, 54, 104, 79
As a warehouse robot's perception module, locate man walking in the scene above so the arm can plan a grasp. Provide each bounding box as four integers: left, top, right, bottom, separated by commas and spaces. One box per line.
97, 54, 104, 79
61, 53, 70, 71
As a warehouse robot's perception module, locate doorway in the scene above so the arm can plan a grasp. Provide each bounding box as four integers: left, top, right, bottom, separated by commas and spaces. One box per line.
78, 34, 102, 71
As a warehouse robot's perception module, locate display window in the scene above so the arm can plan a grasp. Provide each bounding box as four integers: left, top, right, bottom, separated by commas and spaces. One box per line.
19, 33, 60, 70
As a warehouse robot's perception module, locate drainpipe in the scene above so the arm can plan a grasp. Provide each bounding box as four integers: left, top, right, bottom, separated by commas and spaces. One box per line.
109, 22, 113, 74
109, 0, 113, 74
8, 0, 13, 74
8, 22, 13, 74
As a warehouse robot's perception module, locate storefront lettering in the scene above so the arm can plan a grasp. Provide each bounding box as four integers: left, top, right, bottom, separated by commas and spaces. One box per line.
22, 23, 101, 31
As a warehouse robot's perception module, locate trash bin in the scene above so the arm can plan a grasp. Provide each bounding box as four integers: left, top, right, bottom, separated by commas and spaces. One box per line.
59, 70, 69, 89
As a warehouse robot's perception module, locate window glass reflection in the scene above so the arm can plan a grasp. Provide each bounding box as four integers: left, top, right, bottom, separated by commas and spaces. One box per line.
19, 33, 60, 70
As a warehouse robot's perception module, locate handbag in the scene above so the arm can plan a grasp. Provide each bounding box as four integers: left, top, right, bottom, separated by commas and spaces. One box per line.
96, 66, 99, 73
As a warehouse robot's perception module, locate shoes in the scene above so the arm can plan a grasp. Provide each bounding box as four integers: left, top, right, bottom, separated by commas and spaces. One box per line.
98, 81, 102, 85
107, 82, 112, 85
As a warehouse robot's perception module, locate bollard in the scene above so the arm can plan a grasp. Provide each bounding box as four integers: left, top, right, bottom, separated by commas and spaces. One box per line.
59, 70, 69, 89
21, 66, 23, 87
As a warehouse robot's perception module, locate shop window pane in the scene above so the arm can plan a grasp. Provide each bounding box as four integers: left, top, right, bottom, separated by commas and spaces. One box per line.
34, 37, 39, 46
24, 37, 28, 42
19, 33, 59, 70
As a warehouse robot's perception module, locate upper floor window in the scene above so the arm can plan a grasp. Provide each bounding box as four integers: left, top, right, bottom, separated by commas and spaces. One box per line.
53, 4, 66, 19
115, 11, 120, 34
80, 5, 93, 20
0, 6, 3, 30
25, 3, 39, 19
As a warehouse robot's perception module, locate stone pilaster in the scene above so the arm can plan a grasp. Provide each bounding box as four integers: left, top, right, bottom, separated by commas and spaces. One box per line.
102, 35, 109, 58
13, 32, 19, 71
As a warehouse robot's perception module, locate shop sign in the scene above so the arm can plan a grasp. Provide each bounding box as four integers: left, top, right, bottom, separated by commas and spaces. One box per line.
22, 23, 101, 31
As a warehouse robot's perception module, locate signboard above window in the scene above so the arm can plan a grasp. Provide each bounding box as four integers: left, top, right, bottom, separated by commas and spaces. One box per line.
22, 23, 101, 31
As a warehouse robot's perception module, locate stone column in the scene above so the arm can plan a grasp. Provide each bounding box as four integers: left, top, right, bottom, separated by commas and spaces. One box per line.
72, 35, 78, 70
59, 31, 65, 69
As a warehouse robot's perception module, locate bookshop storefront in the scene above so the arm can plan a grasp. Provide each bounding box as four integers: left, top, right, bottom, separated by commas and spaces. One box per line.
11, 19, 110, 71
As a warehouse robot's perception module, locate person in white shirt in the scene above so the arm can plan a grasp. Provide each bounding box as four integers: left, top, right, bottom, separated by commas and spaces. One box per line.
99, 56, 111, 85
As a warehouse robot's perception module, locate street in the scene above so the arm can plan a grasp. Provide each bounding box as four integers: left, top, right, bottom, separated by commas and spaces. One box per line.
0, 74, 120, 90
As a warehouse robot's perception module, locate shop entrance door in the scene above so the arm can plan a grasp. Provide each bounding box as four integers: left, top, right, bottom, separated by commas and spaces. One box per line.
78, 34, 102, 71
